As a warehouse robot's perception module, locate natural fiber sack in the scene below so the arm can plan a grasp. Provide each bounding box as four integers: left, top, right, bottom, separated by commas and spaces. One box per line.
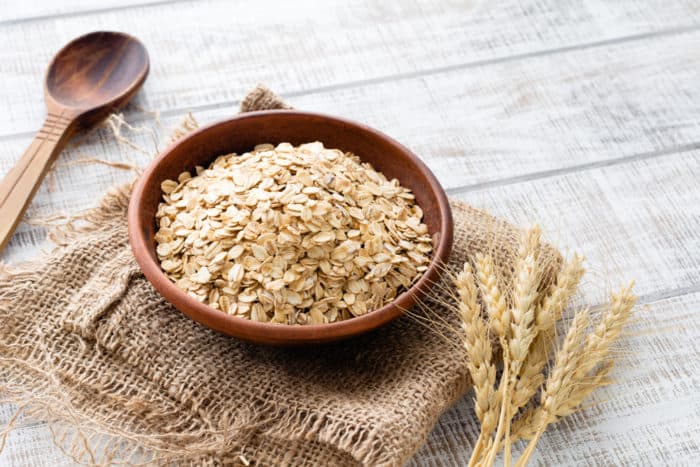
0, 86, 559, 466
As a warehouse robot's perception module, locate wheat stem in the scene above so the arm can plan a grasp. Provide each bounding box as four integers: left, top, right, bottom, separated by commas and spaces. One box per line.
514, 422, 547, 467
468, 433, 486, 467
504, 408, 513, 466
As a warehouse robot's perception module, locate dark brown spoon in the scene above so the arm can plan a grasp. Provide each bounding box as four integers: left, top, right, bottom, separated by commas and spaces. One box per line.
0, 31, 149, 251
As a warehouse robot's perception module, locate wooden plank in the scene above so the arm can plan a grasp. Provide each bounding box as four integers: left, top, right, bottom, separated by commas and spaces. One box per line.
412, 290, 700, 466
453, 149, 700, 304
0, 416, 74, 466
0, 0, 166, 23
1, 0, 699, 136
289, 29, 700, 192
3, 28, 700, 263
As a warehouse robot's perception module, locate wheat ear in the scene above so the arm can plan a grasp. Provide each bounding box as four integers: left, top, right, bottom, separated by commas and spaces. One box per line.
509, 227, 542, 366
512, 308, 590, 466
473, 252, 511, 466
575, 282, 636, 379
536, 253, 585, 330
511, 254, 585, 410
455, 264, 499, 466
474, 253, 509, 340
502, 227, 541, 465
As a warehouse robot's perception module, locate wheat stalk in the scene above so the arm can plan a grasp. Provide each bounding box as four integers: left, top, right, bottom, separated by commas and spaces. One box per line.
439, 221, 637, 467
450, 224, 635, 467
470, 251, 513, 466
454, 263, 496, 423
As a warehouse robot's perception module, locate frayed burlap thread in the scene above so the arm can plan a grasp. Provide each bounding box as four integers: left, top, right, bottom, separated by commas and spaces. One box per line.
0, 86, 560, 466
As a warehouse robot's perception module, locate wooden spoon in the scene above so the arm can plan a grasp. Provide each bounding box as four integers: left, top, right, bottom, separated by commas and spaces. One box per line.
0, 31, 149, 252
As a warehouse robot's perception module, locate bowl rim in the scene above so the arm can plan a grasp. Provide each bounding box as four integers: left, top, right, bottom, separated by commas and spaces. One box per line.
128, 110, 453, 344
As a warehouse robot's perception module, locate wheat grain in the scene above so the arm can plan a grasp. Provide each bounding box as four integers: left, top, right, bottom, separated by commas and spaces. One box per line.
536, 253, 585, 331
558, 360, 614, 417
511, 333, 546, 409
474, 253, 509, 339
472, 251, 511, 466
456, 264, 497, 423
541, 308, 590, 410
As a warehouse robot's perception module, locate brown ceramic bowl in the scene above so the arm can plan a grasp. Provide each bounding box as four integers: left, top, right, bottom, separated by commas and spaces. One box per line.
128, 110, 453, 345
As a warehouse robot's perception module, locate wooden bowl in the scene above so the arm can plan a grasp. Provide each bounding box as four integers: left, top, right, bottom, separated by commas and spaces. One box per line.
128, 111, 453, 345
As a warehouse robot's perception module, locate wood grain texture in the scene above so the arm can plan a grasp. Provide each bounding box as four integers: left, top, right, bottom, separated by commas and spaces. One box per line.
1, 0, 700, 136
0, 403, 74, 466
0, 0, 168, 24
0, 115, 72, 252
454, 150, 700, 304
1, 0, 700, 465
6, 25, 700, 187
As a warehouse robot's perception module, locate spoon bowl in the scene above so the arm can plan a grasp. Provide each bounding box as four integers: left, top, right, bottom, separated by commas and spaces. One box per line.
0, 31, 149, 252
45, 31, 149, 126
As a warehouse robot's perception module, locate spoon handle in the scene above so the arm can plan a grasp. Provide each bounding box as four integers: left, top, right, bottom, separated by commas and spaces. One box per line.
0, 113, 74, 252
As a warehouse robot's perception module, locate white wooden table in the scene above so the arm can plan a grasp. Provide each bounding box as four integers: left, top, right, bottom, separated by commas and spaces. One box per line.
1, 1, 699, 465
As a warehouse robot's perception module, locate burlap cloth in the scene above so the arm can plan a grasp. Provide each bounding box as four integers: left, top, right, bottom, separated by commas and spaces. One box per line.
0, 87, 560, 466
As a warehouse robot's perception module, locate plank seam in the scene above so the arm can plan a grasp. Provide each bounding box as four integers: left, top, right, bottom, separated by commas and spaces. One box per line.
445, 141, 700, 195
1, 22, 699, 143
159, 23, 700, 119
0, 0, 191, 27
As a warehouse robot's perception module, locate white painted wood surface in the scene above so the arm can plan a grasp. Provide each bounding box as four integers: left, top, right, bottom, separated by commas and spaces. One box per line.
1, 1, 699, 465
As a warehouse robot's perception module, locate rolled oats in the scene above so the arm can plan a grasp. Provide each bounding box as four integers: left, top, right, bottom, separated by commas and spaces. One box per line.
155, 142, 433, 325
